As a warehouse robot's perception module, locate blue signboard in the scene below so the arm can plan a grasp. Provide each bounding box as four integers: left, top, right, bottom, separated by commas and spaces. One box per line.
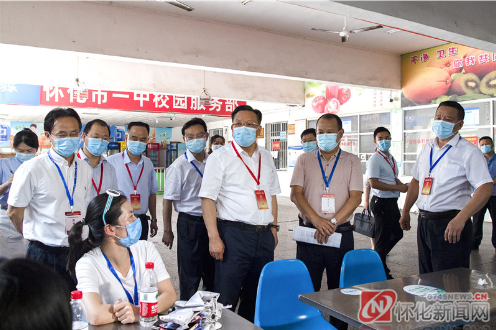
0, 84, 41, 106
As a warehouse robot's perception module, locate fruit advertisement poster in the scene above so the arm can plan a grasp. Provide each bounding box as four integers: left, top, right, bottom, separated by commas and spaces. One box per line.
401, 43, 496, 107
3, 121, 48, 148
151, 128, 172, 149
304, 82, 400, 117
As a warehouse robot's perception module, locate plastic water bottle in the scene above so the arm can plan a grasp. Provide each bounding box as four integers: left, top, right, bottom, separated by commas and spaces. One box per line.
140, 262, 159, 327
71, 290, 88, 330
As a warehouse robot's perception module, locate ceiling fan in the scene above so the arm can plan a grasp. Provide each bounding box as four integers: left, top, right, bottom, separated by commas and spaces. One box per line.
311, 16, 383, 42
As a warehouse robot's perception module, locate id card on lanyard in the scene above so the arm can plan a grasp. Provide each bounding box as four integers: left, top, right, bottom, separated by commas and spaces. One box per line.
48, 150, 81, 234
318, 149, 341, 214
232, 143, 269, 210
123, 152, 144, 209
421, 140, 456, 195
184, 152, 203, 178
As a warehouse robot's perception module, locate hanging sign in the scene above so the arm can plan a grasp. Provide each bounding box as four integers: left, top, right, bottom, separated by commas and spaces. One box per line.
199, 89, 212, 106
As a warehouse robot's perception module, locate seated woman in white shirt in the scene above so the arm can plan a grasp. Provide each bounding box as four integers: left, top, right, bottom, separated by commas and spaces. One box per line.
67, 190, 176, 325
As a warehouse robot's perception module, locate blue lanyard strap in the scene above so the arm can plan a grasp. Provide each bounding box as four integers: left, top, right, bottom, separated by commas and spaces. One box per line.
101, 248, 139, 306
47, 150, 77, 210
429, 136, 461, 176
184, 152, 203, 178
317, 149, 341, 192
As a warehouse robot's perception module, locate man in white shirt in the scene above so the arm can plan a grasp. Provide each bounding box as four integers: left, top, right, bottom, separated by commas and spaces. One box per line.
78, 119, 118, 200
366, 127, 408, 279
7, 107, 92, 290
400, 101, 493, 274
107, 122, 159, 240
199, 105, 280, 322
162, 118, 215, 300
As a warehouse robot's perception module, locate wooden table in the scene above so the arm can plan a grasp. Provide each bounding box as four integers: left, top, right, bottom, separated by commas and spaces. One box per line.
89, 309, 261, 330
299, 268, 496, 329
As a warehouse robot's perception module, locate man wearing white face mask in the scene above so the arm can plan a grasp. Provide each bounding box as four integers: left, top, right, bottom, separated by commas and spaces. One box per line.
7, 108, 93, 291
366, 127, 408, 279
162, 118, 215, 301
400, 101, 493, 274
200, 105, 280, 322
301, 128, 317, 153
107, 122, 159, 241
78, 119, 118, 200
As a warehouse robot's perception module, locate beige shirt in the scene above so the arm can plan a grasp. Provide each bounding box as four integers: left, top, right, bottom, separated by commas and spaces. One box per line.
290, 149, 363, 224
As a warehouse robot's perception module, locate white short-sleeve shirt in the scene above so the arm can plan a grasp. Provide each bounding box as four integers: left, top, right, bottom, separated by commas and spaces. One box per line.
411, 133, 492, 212
75, 241, 170, 305
199, 141, 281, 225
163, 150, 208, 217
366, 151, 400, 198
77, 150, 119, 200
7, 149, 93, 247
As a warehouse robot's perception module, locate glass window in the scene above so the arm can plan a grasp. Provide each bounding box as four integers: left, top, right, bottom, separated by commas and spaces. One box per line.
265, 122, 288, 170
459, 101, 490, 126
359, 134, 376, 154
404, 131, 436, 154
360, 112, 391, 133
404, 107, 437, 130
307, 119, 317, 129
341, 115, 358, 133
340, 134, 358, 154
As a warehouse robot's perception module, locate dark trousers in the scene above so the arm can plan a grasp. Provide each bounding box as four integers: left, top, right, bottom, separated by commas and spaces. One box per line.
418, 214, 472, 274
26, 241, 75, 292
137, 214, 149, 241
214, 221, 275, 323
296, 222, 354, 330
472, 196, 496, 249
177, 213, 215, 301
370, 196, 403, 278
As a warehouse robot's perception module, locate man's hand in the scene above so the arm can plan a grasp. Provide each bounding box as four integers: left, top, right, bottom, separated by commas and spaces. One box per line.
7, 174, 14, 185
364, 201, 369, 210
398, 183, 409, 193
271, 227, 278, 249
315, 231, 331, 244
209, 236, 225, 261
150, 221, 158, 237
162, 230, 174, 249
399, 213, 411, 230
445, 217, 466, 243
113, 301, 139, 324
311, 216, 336, 238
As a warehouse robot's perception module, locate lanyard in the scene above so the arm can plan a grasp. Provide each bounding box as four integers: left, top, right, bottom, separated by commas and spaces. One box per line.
428, 136, 460, 176
232, 143, 261, 187
77, 153, 104, 194
48, 150, 77, 211
122, 152, 144, 194
376, 150, 396, 176
101, 248, 139, 306
184, 152, 203, 178
317, 149, 341, 193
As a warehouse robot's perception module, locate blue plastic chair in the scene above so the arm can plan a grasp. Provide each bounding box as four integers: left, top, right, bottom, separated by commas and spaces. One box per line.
339, 249, 387, 288
254, 259, 336, 330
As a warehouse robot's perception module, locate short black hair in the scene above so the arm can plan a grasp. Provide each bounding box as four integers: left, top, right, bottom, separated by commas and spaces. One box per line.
210, 134, 225, 144
480, 136, 493, 143
127, 121, 150, 135
437, 101, 465, 121
300, 128, 316, 140
13, 128, 39, 149
231, 105, 262, 124
316, 114, 342, 131
181, 118, 207, 136
30, 124, 37, 128
84, 119, 111, 136
373, 127, 391, 139
44, 108, 82, 134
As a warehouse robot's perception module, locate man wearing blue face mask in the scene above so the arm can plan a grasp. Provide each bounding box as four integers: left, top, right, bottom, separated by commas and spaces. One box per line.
400, 101, 493, 274
107, 122, 159, 241
366, 127, 408, 279
7, 107, 93, 291
301, 128, 317, 153
78, 119, 118, 200
162, 118, 215, 300
472, 136, 496, 250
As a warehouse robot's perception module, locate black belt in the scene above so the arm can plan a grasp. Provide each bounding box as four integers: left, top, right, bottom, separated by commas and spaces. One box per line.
0, 205, 7, 211
299, 216, 355, 233
218, 220, 271, 232
178, 212, 204, 222
419, 209, 460, 220
29, 240, 69, 255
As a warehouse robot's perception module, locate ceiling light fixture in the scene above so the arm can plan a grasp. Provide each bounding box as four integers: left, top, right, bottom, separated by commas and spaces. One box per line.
386, 29, 400, 34
241, 0, 251, 5
164, 0, 194, 12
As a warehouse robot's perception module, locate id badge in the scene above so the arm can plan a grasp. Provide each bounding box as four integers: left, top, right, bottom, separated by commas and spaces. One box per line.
65, 211, 82, 235
321, 194, 336, 213
421, 177, 433, 195
130, 194, 141, 209
255, 190, 269, 210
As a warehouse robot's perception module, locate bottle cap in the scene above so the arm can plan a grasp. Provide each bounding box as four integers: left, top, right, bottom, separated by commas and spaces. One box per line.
145, 262, 154, 269
71, 290, 83, 300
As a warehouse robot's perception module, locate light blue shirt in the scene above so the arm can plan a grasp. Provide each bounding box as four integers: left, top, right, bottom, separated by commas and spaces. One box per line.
366, 151, 400, 199
486, 153, 496, 196
107, 150, 159, 214
0, 156, 22, 206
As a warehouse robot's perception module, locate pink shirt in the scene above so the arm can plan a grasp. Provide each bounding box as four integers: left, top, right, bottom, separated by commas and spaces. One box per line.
290, 149, 363, 224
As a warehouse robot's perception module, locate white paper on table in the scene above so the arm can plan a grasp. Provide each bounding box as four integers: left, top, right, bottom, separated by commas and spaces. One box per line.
292, 225, 342, 248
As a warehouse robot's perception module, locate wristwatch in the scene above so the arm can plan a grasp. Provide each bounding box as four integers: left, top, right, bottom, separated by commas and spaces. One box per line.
330, 218, 338, 226
269, 223, 280, 232
150, 219, 158, 223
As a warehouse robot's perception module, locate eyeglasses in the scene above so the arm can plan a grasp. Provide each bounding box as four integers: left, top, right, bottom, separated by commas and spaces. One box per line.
185, 133, 208, 141
88, 136, 111, 142
51, 132, 81, 139
232, 122, 259, 129
103, 189, 121, 225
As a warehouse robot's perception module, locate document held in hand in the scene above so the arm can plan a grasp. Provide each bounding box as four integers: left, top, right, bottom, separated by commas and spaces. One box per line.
292, 225, 342, 248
